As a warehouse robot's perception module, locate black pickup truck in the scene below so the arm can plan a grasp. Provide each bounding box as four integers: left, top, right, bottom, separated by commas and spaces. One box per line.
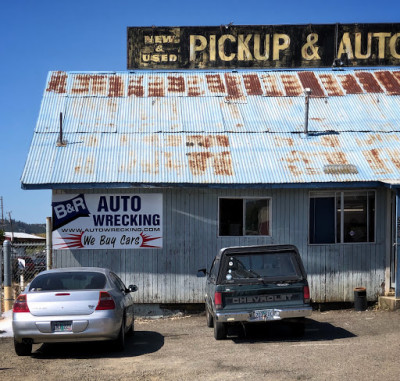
198, 245, 312, 340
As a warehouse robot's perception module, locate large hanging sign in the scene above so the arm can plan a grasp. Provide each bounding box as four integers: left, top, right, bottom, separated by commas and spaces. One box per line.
52, 193, 163, 250
127, 24, 400, 70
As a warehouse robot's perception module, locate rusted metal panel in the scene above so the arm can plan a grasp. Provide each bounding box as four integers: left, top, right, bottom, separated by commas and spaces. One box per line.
318, 73, 344, 96
375, 71, 400, 95
337, 74, 363, 94
281, 74, 303, 96
260, 74, 284, 96
355, 72, 383, 93
298, 72, 325, 97
46, 71, 67, 94
243, 73, 263, 95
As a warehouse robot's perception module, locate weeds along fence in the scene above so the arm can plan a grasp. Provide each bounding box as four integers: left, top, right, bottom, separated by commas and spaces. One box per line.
1, 242, 47, 313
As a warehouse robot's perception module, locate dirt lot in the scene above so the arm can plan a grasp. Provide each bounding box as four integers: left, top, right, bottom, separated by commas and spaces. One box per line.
1, 308, 400, 381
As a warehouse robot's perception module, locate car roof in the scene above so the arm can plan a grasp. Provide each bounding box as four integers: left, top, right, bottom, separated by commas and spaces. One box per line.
37, 267, 111, 276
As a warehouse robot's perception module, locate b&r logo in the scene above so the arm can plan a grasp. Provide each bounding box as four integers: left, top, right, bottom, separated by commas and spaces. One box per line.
52, 194, 90, 230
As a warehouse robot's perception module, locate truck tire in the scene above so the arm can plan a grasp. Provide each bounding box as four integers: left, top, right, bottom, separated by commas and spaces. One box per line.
206, 306, 214, 328
213, 321, 226, 340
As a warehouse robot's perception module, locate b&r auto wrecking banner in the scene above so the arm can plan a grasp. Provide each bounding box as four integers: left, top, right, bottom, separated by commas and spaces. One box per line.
52, 193, 163, 250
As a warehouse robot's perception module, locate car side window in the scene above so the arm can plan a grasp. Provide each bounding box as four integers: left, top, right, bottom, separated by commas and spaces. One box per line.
209, 258, 220, 282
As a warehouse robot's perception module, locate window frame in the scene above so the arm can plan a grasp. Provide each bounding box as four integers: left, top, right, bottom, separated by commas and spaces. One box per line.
309, 190, 376, 245
218, 197, 272, 237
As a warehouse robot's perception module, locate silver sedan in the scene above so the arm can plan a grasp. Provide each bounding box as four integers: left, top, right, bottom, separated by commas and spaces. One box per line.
12, 267, 138, 356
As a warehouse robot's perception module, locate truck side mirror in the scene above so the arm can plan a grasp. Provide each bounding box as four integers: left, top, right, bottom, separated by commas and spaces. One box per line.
197, 268, 207, 277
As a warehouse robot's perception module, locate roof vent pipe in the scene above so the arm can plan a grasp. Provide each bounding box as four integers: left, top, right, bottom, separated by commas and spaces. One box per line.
56, 112, 67, 147
304, 88, 312, 135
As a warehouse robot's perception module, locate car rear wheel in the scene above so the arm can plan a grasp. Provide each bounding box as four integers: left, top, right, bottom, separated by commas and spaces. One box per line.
213, 321, 226, 340
113, 318, 126, 351
206, 306, 214, 328
14, 339, 32, 356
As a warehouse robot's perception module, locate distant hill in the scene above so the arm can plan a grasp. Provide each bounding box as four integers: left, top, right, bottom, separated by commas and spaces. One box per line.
1, 219, 46, 235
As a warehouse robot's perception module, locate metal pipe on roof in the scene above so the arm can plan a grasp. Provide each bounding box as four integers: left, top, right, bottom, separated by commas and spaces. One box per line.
304, 88, 312, 135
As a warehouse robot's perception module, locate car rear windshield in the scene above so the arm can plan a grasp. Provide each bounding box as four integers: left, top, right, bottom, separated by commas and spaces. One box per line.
222, 251, 303, 282
29, 272, 107, 291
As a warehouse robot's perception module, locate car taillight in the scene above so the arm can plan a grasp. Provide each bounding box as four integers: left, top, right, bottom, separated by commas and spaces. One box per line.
96, 291, 116, 310
303, 285, 310, 304
13, 294, 30, 313
214, 292, 223, 310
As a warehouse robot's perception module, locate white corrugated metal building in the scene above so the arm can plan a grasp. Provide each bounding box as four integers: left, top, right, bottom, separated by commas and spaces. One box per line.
21, 69, 400, 304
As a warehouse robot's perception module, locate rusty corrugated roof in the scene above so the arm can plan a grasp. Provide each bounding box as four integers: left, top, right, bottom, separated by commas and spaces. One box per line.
21, 69, 400, 188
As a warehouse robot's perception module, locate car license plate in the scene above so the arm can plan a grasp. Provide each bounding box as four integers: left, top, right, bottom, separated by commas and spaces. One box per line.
253, 309, 276, 321
52, 321, 72, 332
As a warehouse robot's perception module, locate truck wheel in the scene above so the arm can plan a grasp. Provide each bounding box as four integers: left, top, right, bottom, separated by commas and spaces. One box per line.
214, 321, 226, 340
206, 307, 214, 328
14, 339, 32, 356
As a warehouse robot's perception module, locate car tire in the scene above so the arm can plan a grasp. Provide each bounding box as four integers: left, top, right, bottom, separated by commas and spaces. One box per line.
127, 317, 135, 337
14, 339, 32, 356
213, 320, 226, 340
113, 317, 126, 351
206, 306, 214, 328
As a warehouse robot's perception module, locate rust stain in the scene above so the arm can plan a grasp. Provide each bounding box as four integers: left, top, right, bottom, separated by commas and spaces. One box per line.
91, 75, 107, 96
338, 74, 363, 94
225, 73, 244, 99
319, 74, 344, 96
386, 148, 400, 170
206, 74, 225, 93
86, 135, 98, 147
392, 71, 400, 86
320, 136, 340, 148
187, 75, 203, 97
186, 135, 229, 148
46, 71, 67, 94
168, 75, 185, 93
213, 151, 234, 176
356, 72, 383, 93
143, 135, 160, 145
362, 148, 391, 175
165, 135, 182, 146
142, 153, 159, 174
356, 134, 383, 146
323, 152, 348, 165
260, 74, 283, 96
164, 152, 183, 173
148, 76, 165, 97
108, 75, 124, 97
243, 74, 263, 95
120, 134, 128, 145
284, 151, 320, 176
287, 164, 302, 176
71, 74, 91, 94
375, 71, 400, 95
298, 72, 325, 97
128, 75, 144, 97
119, 151, 137, 173
274, 136, 294, 147
187, 152, 212, 175
84, 156, 95, 175
281, 74, 302, 96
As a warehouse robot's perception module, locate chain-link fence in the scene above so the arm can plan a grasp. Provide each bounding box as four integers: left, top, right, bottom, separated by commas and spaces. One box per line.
1, 242, 47, 313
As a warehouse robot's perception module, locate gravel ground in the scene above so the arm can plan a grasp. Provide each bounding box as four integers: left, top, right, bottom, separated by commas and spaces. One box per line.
1, 308, 400, 381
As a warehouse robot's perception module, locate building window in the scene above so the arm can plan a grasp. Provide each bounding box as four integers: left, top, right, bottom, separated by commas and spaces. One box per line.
219, 198, 270, 236
309, 191, 375, 244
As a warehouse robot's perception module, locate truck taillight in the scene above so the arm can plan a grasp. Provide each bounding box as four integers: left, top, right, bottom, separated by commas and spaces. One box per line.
303, 286, 310, 304
96, 291, 116, 310
13, 294, 30, 313
214, 292, 222, 310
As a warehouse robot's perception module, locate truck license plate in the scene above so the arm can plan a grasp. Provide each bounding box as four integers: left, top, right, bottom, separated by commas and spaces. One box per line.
253, 309, 276, 321
53, 321, 72, 332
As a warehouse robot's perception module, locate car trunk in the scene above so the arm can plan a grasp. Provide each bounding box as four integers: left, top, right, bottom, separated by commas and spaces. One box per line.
218, 282, 306, 311
27, 291, 101, 316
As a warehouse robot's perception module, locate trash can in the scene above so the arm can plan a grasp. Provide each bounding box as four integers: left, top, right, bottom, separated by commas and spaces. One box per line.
354, 287, 367, 311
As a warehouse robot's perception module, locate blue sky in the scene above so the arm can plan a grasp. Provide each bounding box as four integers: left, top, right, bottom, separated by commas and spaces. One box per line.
1, 0, 399, 224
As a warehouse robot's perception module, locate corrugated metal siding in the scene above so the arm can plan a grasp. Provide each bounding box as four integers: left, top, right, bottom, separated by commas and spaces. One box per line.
22, 69, 400, 188
53, 187, 386, 303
